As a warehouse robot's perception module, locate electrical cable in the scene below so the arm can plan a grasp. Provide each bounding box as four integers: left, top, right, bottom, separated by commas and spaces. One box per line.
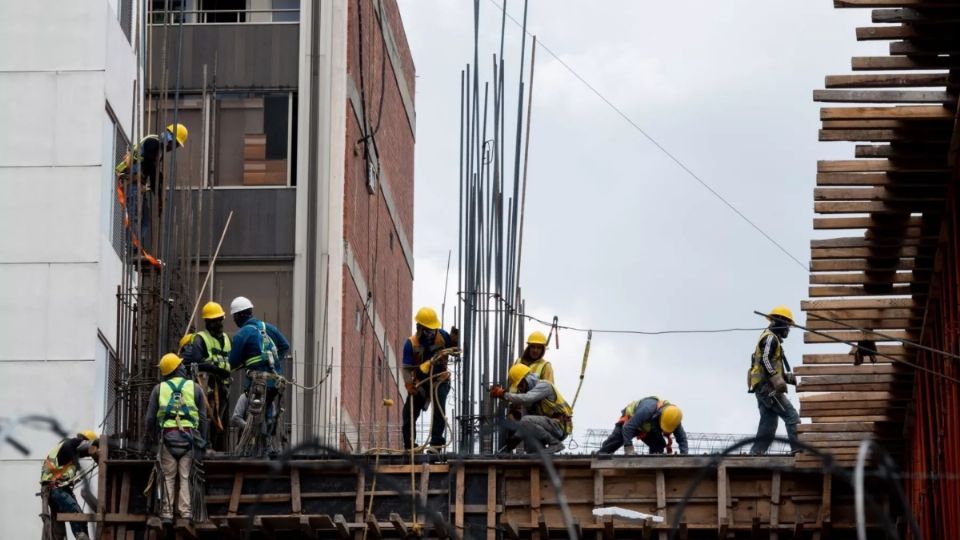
486, 0, 807, 272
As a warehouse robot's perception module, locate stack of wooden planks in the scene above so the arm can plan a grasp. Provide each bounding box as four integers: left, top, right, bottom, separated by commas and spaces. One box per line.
798, 0, 960, 467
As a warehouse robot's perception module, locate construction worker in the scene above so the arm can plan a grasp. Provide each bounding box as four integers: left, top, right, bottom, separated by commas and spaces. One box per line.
39, 430, 99, 540
513, 331, 554, 383
145, 353, 208, 524
401, 307, 458, 451
184, 301, 232, 451
747, 305, 800, 454
228, 296, 289, 452
598, 397, 687, 455
115, 123, 188, 251
490, 363, 573, 454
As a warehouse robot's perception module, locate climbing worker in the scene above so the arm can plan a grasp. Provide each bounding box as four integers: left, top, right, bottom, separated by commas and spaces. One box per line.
513, 330, 555, 383
184, 301, 232, 451
597, 397, 687, 455
747, 305, 801, 454
39, 430, 99, 540
230, 392, 275, 457
114, 123, 188, 251
145, 353, 208, 525
228, 296, 290, 456
401, 306, 458, 451
490, 363, 573, 454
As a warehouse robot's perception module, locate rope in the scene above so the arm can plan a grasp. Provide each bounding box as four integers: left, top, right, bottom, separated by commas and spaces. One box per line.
570, 330, 591, 409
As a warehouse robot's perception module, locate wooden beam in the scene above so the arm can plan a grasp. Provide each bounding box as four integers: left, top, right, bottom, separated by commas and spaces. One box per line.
856, 25, 921, 40
365, 515, 383, 539
815, 200, 943, 214
804, 329, 911, 343
389, 513, 409, 538
604, 515, 615, 540
872, 7, 960, 24
487, 466, 497, 540
814, 187, 946, 203
333, 515, 351, 539
795, 364, 901, 375
454, 466, 465, 534
813, 215, 925, 230
717, 465, 730, 538
799, 422, 878, 432
814, 90, 955, 104
817, 159, 949, 173
821, 105, 954, 120
890, 40, 960, 56
656, 470, 667, 540
810, 258, 920, 271
854, 144, 951, 159
771, 471, 781, 540
853, 56, 959, 70
819, 128, 952, 142
824, 73, 951, 88
802, 391, 898, 401
502, 520, 521, 540
811, 235, 937, 248
806, 317, 917, 329
803, 299, 921, 312
804, 307, 920, 320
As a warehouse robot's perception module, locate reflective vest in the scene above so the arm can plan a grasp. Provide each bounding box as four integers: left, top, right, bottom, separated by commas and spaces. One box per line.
410, 332, 448, 378
620, 396, 670, 434
197, 330, 231, 375
515, 358, 552, 382
531, 381, 574, 437
244, 321, 279, 371
157, 377, 199, 429
748, 330, 785, 391
40, 441, 76, 484
115, 134, 160, 175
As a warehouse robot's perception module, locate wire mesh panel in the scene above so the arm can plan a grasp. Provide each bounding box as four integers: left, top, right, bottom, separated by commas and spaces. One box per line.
578, 429, 792, 455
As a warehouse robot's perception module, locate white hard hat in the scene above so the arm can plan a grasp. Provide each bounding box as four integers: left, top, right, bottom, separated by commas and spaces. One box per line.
230, 296, 254, 315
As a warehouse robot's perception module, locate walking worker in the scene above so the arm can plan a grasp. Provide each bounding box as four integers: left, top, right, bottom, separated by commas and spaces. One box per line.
114, 124, 188, 251
598, 397, 687, 455
228, 296, 289, 442
747, 305, 800, 454
145, 353, 208, 524
184, 301, 232, 450
401, 306, 458, 451
490, 363, 573, 454
513, 330, 555, 383
39, 430, 99, 540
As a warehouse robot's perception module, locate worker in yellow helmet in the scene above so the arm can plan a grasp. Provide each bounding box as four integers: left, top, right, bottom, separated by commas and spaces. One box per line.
39, 431, 99, 540
513, 331, 554, 383
114, 123, 188, 250
145, 353, 208, 525
183, 301, 232, 450
401, 307, 459, 451
598, 397, 687, 455
747, 305, 800, 454
490, 363, 573, 454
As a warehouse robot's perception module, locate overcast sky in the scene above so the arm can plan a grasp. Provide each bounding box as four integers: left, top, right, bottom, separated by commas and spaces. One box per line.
397, 0, 884, 448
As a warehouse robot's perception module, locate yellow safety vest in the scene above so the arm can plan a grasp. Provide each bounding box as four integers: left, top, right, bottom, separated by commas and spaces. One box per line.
514, 357, 553, 382
197, 330, 231, 373
532, 382, 574, 437
115, 134, 160, 175
39, 441, 76, 484
157, 377, 199, 429
748, 330, 785, 391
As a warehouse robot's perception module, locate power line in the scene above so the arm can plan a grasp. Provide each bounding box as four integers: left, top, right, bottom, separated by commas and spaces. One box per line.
487, 0, 808, 272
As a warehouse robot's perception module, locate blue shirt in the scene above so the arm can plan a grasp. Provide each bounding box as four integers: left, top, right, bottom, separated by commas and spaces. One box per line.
228, 317, 290, 374
402, 329, 453, 367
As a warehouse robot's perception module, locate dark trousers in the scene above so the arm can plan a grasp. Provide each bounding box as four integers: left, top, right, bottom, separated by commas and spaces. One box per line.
402, 379, 450, 449
47, 485, 87, 537
750, 391, 800, 454
598, 422, 668, 454
207, 380, 231, 451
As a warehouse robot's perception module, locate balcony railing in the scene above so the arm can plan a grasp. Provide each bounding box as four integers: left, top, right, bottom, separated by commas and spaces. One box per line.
150, 8, 299, 25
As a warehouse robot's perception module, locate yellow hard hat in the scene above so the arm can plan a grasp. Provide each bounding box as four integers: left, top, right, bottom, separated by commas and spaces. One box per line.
659, 404, 683, 434
78, 430, 98, 443
178, 333, 194, 350
526, 331, 548, 346
768, 305, 794, 323
508, 363, 531, 390
158, 353, 183, 376
201, 301, 226, 320
166, 123, 188, 147
414, 307, 441, 330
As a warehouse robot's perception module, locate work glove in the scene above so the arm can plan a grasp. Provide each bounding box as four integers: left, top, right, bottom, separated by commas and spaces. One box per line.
784, 373, 797, 386
490, 385, 506, 399
623, 445, 636, 456
405, 381, 417, 394
770, 373, 788, 394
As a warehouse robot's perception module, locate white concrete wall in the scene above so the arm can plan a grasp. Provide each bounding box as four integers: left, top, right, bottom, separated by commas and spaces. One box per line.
0, 2, 136, 538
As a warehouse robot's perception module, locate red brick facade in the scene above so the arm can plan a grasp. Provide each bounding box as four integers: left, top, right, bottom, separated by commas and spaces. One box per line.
340, 0, 415, 451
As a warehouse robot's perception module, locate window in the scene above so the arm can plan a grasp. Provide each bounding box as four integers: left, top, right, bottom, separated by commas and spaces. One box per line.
150, 0, 184, 24
118, 0, 133, 42
108, 112, 129, 258
200, 0, 246, 23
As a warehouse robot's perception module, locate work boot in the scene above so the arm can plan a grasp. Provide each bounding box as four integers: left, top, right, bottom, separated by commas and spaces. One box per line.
544, 442, 565, 454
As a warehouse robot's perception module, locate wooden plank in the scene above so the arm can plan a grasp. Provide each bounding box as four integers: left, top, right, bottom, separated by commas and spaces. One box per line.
821, 105, 954, 120
798, 374, 901, 385
365, 515, 383, 539
799, 383, 903, 392
802, 298, 918, 310
819, 474, 832, 534
813, 216, 925, 231
804, 329, 910, 343
805, 315, 917, 328
388, 513, 408, 538
815, 200, 943, 214
890, 40, 960, 56
717, 465, 729, 538
819, 128, 952, 142
814, 187, 945, 202
798, 422, 877, 432
656, 470, 667, 540
454, 466, 465, 534
823, 73, 950, 88
814, 90, 955, 103
228, 474, 244, 516
487, 466, 497, 540
853, 56, 959, 70
290, 469, 302, 514
872, 7, 960, 23
502, 520, 521, 540
855, 144, 951, 159
355, 469, 365, 523
810, 260, 923, 273
805, 307, 920, 320
97, 435, 108, 522
530, 467, 541, 540
802, 354, 902, 364
811, 234, 936, 247
811, 415, 892, 422
795, 364, 900, 375
855, 25, 920, 40
801, 432, 880, 442
802, 391, 897, 402
817, 159, 949, 173
770, 471, 781, 540
300, 516, 318, 540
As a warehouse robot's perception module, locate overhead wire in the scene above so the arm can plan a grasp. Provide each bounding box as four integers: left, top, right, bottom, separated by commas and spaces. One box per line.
486, 0, 807, 272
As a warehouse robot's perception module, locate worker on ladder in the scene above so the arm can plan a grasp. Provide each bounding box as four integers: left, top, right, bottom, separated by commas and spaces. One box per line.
401, 307, 458, 452
114, 124, 188, 252
145, 353, 208, 525
184, 301, 232, 451
39, 430, 99, 540
490, 364, 573, 454
513, 331, 555, 383
597, 397, 687, 455
747, 305, 801, 455
228, 296, 290, 457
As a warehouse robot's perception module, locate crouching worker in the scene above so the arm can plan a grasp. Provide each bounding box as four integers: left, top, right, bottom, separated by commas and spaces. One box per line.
39, 430, 99, 540
490, 364, 573, 454
146, 353, 208, 525
598, 397, 687, 455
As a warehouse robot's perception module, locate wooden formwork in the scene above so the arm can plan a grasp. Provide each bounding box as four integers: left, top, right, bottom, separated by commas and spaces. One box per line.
59, 451, 893, 539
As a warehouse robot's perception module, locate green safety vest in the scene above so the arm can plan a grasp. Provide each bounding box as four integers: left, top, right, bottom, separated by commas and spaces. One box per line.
196, 330, 231, 374
622, 396, 670, 433
40, 441, 76, 484
532, 382, 574, 437
157, 377, 199, 429
244, 322, 279, 370
748, 330, 785, 391
115, 134, 160, 175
